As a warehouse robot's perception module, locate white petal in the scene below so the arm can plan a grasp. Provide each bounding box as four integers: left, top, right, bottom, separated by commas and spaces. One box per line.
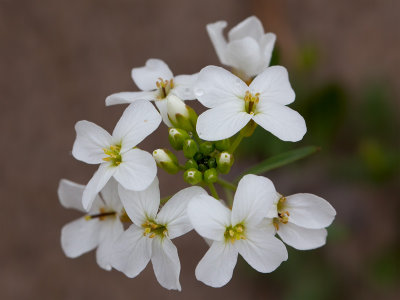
232, 174, 278, 227
253, 102, 306, 142
194, 65, 247, 108
206, 21, 229, 65
154, 99, 172, 127
99, 177, 122, 211
250, 66, 295, 106
105, 91, 157, 106
61, 217, 101, 258
114, 148, 157, 191
236, 227, 287, 273
259, 33, 276, 67
118, 177, 160, 227
72, 121, 112, 164
111, 225, 152, 278
285, 193, 336, 229
151, 238, 181, 291
96, 219, 124, 270
82, 163, 116, 211
228, 16, 264, 42
131, 59, 173, 91
58, 179, 86, 212
196, 103, 251, 141
112, 100, 161, 152
157, 186, 207, 239
187, 194, 231, 242
195, 241, 238, 288
172, 74, 198, 100
225, 37, 262, 77
278, 223, 327, 250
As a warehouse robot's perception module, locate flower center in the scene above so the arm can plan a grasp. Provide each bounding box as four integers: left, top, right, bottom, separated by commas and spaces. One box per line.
273, 196, 290, 231
244, 91, 259, 114
142, 220, 168, 239
85, 207, 116, 221
103, 144, 122, 166
156, 78, 174, 99
224, 224, 246, 244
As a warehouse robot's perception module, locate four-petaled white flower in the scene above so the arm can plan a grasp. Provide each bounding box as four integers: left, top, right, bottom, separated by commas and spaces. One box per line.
266, 192, 336, 250
207, 16, 276, 80
111, 178, 207, 291
187, 174, 288, 288
72, 100, 161, 210
105, 58, 198, 126
59, 178, 124, 270
194, 65, 306, 142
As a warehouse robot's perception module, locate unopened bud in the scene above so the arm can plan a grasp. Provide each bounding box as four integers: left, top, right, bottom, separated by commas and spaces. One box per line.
184, 159, 198, 170
168, 128, 189, 150
199, 141, 215, 155
183, 139, 198, 158
183, 168, 202, 185
167, 94, 198, 132
217, 151, 234, 174
204, 168, 218, 183
215, 139, 231, 151
153, 149, 180, 174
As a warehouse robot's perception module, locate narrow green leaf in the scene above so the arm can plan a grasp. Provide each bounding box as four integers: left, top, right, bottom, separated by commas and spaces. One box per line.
235, 146, 320, 182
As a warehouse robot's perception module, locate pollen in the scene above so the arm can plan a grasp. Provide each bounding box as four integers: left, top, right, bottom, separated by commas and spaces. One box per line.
85, 207, 116, 221
273, 196, 290, 230
244, 91, 260, 114
156, 77, 174, 99
103, 144, 122, 166
142, 220, 168, 239
224, 224, 246, 244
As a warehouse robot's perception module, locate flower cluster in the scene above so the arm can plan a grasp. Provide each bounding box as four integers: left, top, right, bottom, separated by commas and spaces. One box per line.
59, 16, 336, 291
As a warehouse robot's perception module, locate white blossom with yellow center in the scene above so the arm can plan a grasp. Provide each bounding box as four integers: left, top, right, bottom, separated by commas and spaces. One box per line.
59, 178, 124, 271
194, 65, 307, 142
187, 174, 288, 288
105, 58, 198, 126
111, 178, 207, 291
266, 189, 337, 250
72, 100, 161, 210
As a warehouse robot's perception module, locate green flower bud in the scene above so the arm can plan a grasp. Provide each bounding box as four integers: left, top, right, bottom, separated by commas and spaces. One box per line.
217, 151, 234, 174
215, 139, 231, 151
167, 95, 198, 132
207, 157, 217, 169
183, 139, 199, 158
153, 149, 180, 174
199, 141, 215, 155
168, 128, 189, 150
193, 152, 203, 162
204, 168, 218, 183
183, 168, 202, 185
198, 163, 207, 172
184, 159, 198, 170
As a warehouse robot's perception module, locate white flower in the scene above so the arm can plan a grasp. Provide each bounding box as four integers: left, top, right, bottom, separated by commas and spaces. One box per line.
72, 100, 161, 210
59, 178, 124, 270
187, 174, 288, 288
194, 65, 306, 142
267, 192, 336, 250
111, 178, 207, 291
105, 58, 198, 126
207, 16, 276, 80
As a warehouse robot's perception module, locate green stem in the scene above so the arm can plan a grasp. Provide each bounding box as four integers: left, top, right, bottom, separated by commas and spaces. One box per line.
229, 132, 245, 153
216, 178, 237, 191
208, 182, 220, 200
160, 195, 172, 205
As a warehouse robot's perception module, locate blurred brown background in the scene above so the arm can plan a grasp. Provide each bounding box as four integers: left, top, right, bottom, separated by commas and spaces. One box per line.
1, 0, 399, 299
